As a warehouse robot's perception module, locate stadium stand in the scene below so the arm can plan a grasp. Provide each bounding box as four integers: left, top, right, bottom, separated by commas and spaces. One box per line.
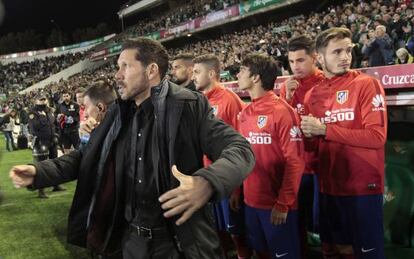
0, 52, 86, 94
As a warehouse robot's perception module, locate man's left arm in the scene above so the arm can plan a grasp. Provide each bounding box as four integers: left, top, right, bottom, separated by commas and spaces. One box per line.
271, 112, 304, 225
274, 115, 305, 213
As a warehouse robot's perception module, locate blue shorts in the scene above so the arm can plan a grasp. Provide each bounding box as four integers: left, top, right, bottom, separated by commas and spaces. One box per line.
244, 205, 300, 259
213, 198, 245, 235
319, 193, 385, 259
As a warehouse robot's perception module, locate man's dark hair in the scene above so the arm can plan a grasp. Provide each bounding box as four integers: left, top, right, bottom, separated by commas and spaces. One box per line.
84, 81, 117, 106
61, 90, 71, 96
241, 53, 279, 91
316, 27, 352, 52
193, 54, 221, 80
288, 35, 315, 55
173, 53, 194, 64
122, 38, 169, 79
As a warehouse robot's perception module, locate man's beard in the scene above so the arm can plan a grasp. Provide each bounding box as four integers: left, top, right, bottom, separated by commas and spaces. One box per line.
172, 76, 187, 85
323, 57, 350, 77
117, 74, 150, 100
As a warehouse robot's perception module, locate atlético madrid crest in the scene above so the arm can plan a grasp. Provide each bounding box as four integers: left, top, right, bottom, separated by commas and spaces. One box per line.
336, 90, 349, 104
257, 115, 267, 129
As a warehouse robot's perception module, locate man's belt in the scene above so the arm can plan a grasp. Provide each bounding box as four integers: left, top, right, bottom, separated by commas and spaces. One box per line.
128, 224, 170, 240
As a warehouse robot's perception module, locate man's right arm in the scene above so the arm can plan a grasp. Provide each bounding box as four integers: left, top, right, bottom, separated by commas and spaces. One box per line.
194, 95, 255, 201
32, 150, 82, 189
10, 150, 82, 190
280, 78, 299, 104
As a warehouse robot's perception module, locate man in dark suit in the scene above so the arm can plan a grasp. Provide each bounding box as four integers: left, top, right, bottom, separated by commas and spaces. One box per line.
10, 38, 255, 259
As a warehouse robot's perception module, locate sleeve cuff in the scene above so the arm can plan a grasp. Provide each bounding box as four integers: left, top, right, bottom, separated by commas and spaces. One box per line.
273, 203, 289, 213
193, 169, 222, 202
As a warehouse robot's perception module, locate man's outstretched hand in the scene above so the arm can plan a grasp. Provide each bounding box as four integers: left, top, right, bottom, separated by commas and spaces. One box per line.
9, 165, 36, 188
159, 165, 213, 226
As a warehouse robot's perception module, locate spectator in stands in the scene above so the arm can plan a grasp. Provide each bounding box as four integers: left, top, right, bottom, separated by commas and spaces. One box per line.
1, 104, 9, 113
170, 53, 196, 91
362, 25, 395, 67
390, 13, 408, 48
395, 47, 414, 64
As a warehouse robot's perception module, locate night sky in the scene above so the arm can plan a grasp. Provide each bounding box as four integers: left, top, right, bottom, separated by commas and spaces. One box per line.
0, 0, 128, 36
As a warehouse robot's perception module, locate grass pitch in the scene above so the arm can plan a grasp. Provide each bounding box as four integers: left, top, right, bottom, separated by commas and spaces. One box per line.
0, 138, 89, 259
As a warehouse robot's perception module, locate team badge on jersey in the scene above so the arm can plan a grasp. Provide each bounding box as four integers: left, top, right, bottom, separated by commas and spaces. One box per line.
336, 90, 348, 104
212, 105, 218, 116
296, 103, 305, 115
257, 115, 267, 129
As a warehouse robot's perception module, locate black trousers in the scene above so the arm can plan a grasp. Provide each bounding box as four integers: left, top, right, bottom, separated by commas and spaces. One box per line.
122, 229, 185, 259
60, 131, 80, 149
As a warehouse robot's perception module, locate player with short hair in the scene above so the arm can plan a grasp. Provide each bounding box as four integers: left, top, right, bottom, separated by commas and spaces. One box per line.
279, 34, 325, 257
301, 27, 387, 259
193, 54, 251, 259
235, 52, 304, 259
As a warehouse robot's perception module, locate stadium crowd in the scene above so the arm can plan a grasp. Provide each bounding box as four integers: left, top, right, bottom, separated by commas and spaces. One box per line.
91, 0, 241, 53
172, 0, 414, 78
2, 0, 414, 114
127, 0, 241, 36
0, 52, 86, 94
